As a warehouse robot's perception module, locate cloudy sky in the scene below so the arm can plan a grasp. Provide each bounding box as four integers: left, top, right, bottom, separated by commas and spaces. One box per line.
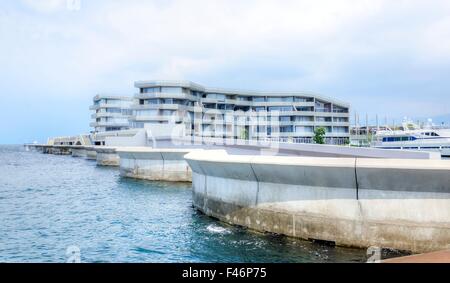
1, 0, 450, 143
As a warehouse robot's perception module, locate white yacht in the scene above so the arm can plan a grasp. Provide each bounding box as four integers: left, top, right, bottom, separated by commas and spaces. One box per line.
372, 119, 450, 157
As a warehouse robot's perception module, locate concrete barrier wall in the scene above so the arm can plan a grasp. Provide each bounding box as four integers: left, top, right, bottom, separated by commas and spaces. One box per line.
116, 148, 201, 182
185, 150, 450, 253
174, 137, 440, 159
95, 147, 120, 166
85, 146, 97, 160
105, 129, 148, 147
40, 145, 72, 155
70, 146, 87, 158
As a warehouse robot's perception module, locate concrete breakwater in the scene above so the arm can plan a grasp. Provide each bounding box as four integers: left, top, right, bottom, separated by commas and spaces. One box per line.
70, 145, 87, 158
117, 147, 201, 182
174, 137, 440, 159
85, 146, 97, 160
28, 144, 98, 161
42, 145, 72, 155
184, 150, 450, 253
94, 147, 120, 166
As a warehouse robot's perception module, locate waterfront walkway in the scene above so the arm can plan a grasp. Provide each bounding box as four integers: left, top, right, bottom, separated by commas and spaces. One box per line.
384, 250, 450, 263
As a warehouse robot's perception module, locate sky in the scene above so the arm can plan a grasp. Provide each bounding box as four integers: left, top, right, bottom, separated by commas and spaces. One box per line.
1, 0, 450, 144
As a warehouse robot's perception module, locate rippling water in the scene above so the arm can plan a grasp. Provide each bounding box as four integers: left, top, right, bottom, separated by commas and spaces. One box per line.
0, 145, 366, 263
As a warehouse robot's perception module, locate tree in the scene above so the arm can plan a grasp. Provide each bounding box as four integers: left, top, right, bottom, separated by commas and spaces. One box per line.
313, 127, 326, 144
344, 138, 350, 146
240, 128, 249, 140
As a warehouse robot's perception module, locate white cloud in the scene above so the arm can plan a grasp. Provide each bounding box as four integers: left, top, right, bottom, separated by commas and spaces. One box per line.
21, 0, 67, 13
1, 0, 450, 120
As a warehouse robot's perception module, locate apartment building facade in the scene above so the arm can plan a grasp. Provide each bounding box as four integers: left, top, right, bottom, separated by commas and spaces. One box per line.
129, 81, 350, 145
89, 95, 133, 133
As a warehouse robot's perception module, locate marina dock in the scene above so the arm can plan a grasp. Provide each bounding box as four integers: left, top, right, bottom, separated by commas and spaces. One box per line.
384, 250, 450, 263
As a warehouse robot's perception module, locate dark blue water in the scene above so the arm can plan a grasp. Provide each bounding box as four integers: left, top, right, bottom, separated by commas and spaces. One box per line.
0, 145, 366, 263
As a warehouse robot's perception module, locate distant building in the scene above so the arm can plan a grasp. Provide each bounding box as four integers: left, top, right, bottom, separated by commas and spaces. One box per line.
89, 95, 133, 133
129, 81, 350, 145
88, 81, 350, 145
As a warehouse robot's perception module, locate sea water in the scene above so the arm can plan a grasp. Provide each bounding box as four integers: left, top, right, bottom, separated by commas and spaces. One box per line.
0, 145, 366, 263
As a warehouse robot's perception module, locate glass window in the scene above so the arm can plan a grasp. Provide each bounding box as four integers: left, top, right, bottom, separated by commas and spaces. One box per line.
295, 126, 314, 133
253, 97, 266, 102
204, 93, 226, 101
161, 110, 175, 116
161, 87, 182, 93
131, 122, 145, 128
106, 108, 122, 113
333, 106, 348, 113
135, 110, 158, 116
293, 116, 313, 122
146, 99, 159, 104
294, 97, 313, 102
334, 126, 349, 133
142, 87, 160, 93
267, 96, 293, 102
316, 117, 332, 122
296, 106, 314, 112
268, 106, 292, 112
280, 126, 293, 132
333, 117, 348, 122
257, 126, 266, 133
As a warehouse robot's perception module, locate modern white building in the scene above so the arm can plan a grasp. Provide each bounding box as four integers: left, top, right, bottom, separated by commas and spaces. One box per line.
89, 95, 135, 145
90, 95, 133, 133
129, 81, 350, 145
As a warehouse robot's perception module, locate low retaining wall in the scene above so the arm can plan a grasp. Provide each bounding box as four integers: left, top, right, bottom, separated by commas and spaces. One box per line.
70, 146, 87, 158
174, 137, 440, 159
116, 147, 202, 182
184, 150, 450, 253
85, 146, 97, 160
95, 147, 119, 166
41, 145, 72, 155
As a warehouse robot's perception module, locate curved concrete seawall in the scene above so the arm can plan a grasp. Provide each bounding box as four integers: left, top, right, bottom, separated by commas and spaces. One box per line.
42, 145, 72, 155
85, 146, 97, 160
95, 147, 119, 166
117, 148, 202, 182
174, 137, 440, 159
184, 150, 450, 253
70, 146, 87, 158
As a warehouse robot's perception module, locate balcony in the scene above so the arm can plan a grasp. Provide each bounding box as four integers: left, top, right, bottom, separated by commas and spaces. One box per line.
89, 103, 123, 110
91, 112, 126, 119
332, 109, 349, 113
332, 122, 350, 126
90, 122, 129, 127
254, 132, 315, 138
130, 104, 181, 110
129, 116, 167, 122
201, 108, 223, 114
252, 101, 295, 107
134, 92, 198, 101
315, 121, 333, 126
268, 111, 316, 116
324, 132, 351, 137
292, 121, 316, 126
233, 100, 252, 106
315, 108, 332, 113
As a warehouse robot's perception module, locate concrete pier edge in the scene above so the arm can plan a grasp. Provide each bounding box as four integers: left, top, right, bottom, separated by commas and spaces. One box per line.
184, 150, 450, 253
94, 146, 120, 166
116, 147, 203, 182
